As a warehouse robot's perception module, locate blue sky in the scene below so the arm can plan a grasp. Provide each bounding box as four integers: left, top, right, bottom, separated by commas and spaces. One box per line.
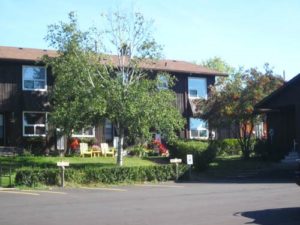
1, 0, 299, 80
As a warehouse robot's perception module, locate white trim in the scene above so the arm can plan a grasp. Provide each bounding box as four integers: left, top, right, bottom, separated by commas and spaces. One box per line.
188, 77, 207, 99
23, 111, 47, 137
22, 65, 47, 91
72, 127, 96, 138
189, 129, 209, 140
189, 117, 209, 140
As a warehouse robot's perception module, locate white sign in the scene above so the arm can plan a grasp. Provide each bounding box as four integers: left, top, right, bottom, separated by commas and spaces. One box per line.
187, 154, 193, 165
57, 161, 70, 167
170, 158, 182, 164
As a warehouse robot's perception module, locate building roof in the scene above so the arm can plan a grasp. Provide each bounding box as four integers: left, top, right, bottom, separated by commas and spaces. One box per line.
255, 73, 300, 110
0, 46, 57, 61
0, 46, 227, 76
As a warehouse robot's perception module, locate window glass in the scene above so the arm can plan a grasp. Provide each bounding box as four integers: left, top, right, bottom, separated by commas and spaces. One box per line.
190, 118, 208, 130
189, 118, 208, 139
72, 127, 95, 137
23, 66, 46, 90
24, 126, 34, 135
24, 80, 34, 89
23, 112, 47, 136
158, 75, 168, 89
188, 77, 207, 98
36, 127, 46, 135
24, 112, 46, 125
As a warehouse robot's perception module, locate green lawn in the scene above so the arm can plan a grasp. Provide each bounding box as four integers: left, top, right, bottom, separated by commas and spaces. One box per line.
0, 156, 158, 187
0, 175, 15, 187
0, 156, 157, 169
0, 156, 164, 187
201, 155, 276, 178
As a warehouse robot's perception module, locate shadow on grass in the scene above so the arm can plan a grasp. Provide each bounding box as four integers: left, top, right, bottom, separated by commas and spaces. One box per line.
235, 207, 300, 225
177, 156, 298, 184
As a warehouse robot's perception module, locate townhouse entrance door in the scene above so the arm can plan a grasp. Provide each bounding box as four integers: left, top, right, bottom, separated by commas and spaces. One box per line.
0, 114, 4, 145
0, 113, 5, 146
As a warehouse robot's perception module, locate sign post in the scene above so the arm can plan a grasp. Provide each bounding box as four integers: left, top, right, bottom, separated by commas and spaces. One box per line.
57, 161, 69, 188
170, 158, 182, 181
186, 154, 193, 180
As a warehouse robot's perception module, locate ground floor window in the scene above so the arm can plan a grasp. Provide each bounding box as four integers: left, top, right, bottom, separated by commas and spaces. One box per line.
72, 127, 95, 138
189, 118, 209, 139
23, 112, 47, 136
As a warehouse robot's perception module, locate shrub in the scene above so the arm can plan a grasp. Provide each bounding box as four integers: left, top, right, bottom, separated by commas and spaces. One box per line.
128, 145, 148, 157
15, 168, 59, 186
15, 165, 188, 186
211, 139, 241, 156
23, 137, 45, 155
168, 140, 216, 171
253, 139, 286, 161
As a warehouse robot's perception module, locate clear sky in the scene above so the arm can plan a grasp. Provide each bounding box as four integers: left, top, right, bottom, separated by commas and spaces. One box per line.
1, 0, 299, 80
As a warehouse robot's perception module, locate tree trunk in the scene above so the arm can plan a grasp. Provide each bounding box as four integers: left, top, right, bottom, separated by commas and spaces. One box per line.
116, 128, 124, 166
237, 121, 254, 160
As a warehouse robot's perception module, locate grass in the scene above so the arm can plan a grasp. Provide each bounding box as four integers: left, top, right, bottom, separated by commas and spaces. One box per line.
0, 156, 157, 169
201, 155, 276, 178
0, 156, 159, 187
0, 175, 15, 187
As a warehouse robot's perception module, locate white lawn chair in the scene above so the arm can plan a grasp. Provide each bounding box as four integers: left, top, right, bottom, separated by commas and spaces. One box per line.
100, 143, 115, 157
79, 143, 92, 158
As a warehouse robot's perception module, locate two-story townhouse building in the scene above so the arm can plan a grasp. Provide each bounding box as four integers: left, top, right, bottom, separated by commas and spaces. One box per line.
0, 46, 226, 152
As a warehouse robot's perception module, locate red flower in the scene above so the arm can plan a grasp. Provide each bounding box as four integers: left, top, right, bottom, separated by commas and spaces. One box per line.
70, 138, 80, 150
152, 140, 169, 156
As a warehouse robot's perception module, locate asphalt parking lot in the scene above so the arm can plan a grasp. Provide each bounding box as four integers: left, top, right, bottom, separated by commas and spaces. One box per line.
1, 181, 300, 225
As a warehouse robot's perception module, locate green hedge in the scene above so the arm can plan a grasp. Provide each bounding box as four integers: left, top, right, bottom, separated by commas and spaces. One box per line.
15, 165, 188, 187
15, 168, 59, 186
210, 139, 241, 156
168, 140, 216, 171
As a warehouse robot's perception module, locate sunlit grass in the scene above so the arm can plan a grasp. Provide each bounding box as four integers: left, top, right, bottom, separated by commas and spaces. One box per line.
0, 156, 156, 168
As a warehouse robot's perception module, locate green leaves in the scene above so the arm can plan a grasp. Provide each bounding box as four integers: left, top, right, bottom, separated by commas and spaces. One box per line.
199, 58, 284, 159
44, 14, 107, 137
44, 11, 184, 162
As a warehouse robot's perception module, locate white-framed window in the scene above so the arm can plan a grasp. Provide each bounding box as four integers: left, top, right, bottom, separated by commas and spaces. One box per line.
189, 118, 209, 139
72, 127, 95, 138
188, 77, 207, 99
22, 65, 47, 91
23, 111, 47, 136
157, 74, 168, 90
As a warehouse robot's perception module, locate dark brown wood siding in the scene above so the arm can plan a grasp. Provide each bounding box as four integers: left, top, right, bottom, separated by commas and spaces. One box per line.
0, 59, 53, 149
267, 106, 296, 153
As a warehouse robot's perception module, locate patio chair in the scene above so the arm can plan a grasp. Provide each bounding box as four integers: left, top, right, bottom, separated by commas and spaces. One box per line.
80, 143, 92, 158
100, 143, 115, 157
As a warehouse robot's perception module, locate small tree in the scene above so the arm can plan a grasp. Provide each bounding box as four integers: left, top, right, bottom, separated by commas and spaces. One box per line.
44, 11, 184, 163
44, 12, 107, 154
96, 12, 183, 165
198, 62, 284, 159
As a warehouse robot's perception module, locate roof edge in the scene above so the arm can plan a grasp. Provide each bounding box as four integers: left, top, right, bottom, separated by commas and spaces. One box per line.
255, 73, 300, 109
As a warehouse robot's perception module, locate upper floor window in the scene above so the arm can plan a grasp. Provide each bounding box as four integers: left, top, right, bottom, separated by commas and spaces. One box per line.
157, 74, 168, 90
22, 66, 47, 91
188, 77, 207, 99
23, 111, 47, 136
72, 127, 95, 138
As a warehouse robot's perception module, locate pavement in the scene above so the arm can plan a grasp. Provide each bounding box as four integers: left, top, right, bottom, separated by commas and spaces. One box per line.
0, 181, 300, 225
